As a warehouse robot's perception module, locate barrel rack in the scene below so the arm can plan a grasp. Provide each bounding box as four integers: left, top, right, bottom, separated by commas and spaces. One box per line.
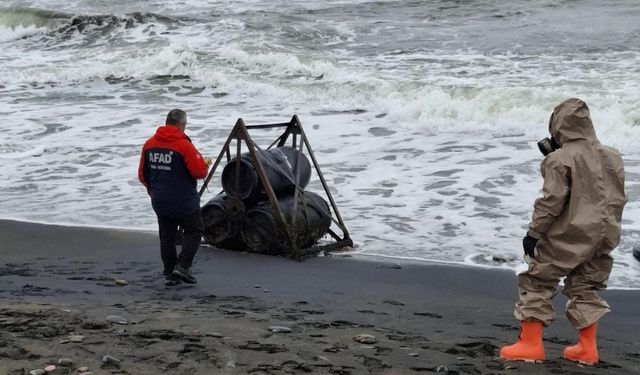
199, 115, 353, 260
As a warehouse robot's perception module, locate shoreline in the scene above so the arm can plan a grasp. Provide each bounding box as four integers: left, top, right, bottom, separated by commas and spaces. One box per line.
1, 219, 639, 374
3, 217, 637, 292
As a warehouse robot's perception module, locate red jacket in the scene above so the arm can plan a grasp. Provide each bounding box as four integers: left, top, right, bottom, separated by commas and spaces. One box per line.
138, 125, 208, 217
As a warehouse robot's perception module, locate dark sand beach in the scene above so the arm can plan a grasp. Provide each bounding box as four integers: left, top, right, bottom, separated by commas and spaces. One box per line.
1, 219, 639, 374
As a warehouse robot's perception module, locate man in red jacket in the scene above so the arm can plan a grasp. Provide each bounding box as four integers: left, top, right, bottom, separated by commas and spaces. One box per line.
138, 109, 209, 285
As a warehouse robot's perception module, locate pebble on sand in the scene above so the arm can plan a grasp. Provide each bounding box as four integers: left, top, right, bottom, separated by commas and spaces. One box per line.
268, 326, 292, 333
68, 334, 85, 342
29, 370, 45, 375
102, 354, 121, 363
57, 358, 73, 366
60, 334, 85, 344
114, 279, 128, 286
106, 315, 128, 324
352, 334, 377, 344
44, 365, 56, 372
77, 367, 89, 372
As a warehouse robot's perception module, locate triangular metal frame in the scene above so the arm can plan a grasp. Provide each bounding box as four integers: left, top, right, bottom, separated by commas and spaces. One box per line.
199, 115, 353, 260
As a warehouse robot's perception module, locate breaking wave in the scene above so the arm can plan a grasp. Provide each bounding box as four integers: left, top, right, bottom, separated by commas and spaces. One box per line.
0, 7, 68, 29
0, 6, 178, 43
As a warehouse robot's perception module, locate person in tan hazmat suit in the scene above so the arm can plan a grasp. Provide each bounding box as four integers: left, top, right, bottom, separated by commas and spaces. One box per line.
500, 98, 626, 365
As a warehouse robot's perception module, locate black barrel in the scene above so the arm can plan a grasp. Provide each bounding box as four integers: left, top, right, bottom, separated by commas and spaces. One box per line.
201, 193, 246, 250
221, 147, 311, 202
241, 191, 331, 254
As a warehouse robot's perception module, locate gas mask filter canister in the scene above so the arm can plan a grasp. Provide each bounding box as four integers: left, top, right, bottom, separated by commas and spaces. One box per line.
537, 137, 559, 156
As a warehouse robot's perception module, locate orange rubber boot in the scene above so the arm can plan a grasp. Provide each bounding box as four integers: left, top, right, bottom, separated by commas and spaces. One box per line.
499, 321, 545, 363
563, 323, 598, 365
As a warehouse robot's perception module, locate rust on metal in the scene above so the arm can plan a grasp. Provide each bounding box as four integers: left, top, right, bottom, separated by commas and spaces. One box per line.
199, 116, 353, 260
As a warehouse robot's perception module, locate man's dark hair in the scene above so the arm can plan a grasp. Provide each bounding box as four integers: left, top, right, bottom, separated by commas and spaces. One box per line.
166, 109, 187, 126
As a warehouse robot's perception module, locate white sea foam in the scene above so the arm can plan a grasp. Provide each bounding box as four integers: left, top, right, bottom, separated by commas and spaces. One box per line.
0, 25, 47, 42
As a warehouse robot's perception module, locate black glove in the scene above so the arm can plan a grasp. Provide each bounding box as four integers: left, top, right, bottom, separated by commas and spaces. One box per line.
522, 234, 538, 258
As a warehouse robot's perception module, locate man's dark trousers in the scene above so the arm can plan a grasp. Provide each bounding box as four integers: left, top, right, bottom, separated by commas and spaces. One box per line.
157, 210, 203, 275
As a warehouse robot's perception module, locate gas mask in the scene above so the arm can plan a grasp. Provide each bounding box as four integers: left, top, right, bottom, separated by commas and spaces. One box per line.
537, 137, 559, 156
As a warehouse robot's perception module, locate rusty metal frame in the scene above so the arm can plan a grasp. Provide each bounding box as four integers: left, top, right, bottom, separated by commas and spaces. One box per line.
199, 115, 353, 259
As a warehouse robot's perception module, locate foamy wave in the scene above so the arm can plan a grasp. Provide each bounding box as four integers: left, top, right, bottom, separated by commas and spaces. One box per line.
218, 44, 335, 79
0, 25, 48, 42
378, 87, 640, 153
0, 44, 197, 84
0, 7, 68, 29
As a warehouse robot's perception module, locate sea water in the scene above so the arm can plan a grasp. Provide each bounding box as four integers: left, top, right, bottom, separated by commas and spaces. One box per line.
1, 0, 639, 289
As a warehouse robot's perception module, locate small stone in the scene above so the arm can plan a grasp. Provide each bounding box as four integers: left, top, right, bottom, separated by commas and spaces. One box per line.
102, 355, 120, 363
436, 365, 449, 373
114, 279, 128, 286
408, 352, 419, 357
68, 334, 85, 342
457, 356, 465, 360
106, 315, 128, 324
352, 334, 377, 344
206, 332, 223, 338
58, 358, 73, 366
78, 367, 89, 372
80, 373, 93, 375
268, 326, 292, 333
226, 361, 236, 368
44, 365, 56, 372
263, 289, 269, 293
254, 285, 261, 288
30, 370, 45, 375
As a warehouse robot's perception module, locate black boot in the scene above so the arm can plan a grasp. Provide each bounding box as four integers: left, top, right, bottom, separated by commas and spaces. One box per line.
172, 264, 197, 284
163, 268, 182, 286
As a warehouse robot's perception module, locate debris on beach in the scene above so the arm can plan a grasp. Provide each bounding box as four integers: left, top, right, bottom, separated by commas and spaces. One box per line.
268, 325, 292, 333
106, 315, 128, 324
202, 148, 331, 256
60, 334, 85, 343
200, 117, 353, 259
353, 334, 377, 344
114, 279, 128, 286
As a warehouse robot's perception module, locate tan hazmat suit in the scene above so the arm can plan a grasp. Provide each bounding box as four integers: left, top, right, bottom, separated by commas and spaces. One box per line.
515, 98, 626, 330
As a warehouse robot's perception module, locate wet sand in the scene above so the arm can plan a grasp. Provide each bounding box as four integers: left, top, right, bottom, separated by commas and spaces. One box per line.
1, 219, 639, 374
